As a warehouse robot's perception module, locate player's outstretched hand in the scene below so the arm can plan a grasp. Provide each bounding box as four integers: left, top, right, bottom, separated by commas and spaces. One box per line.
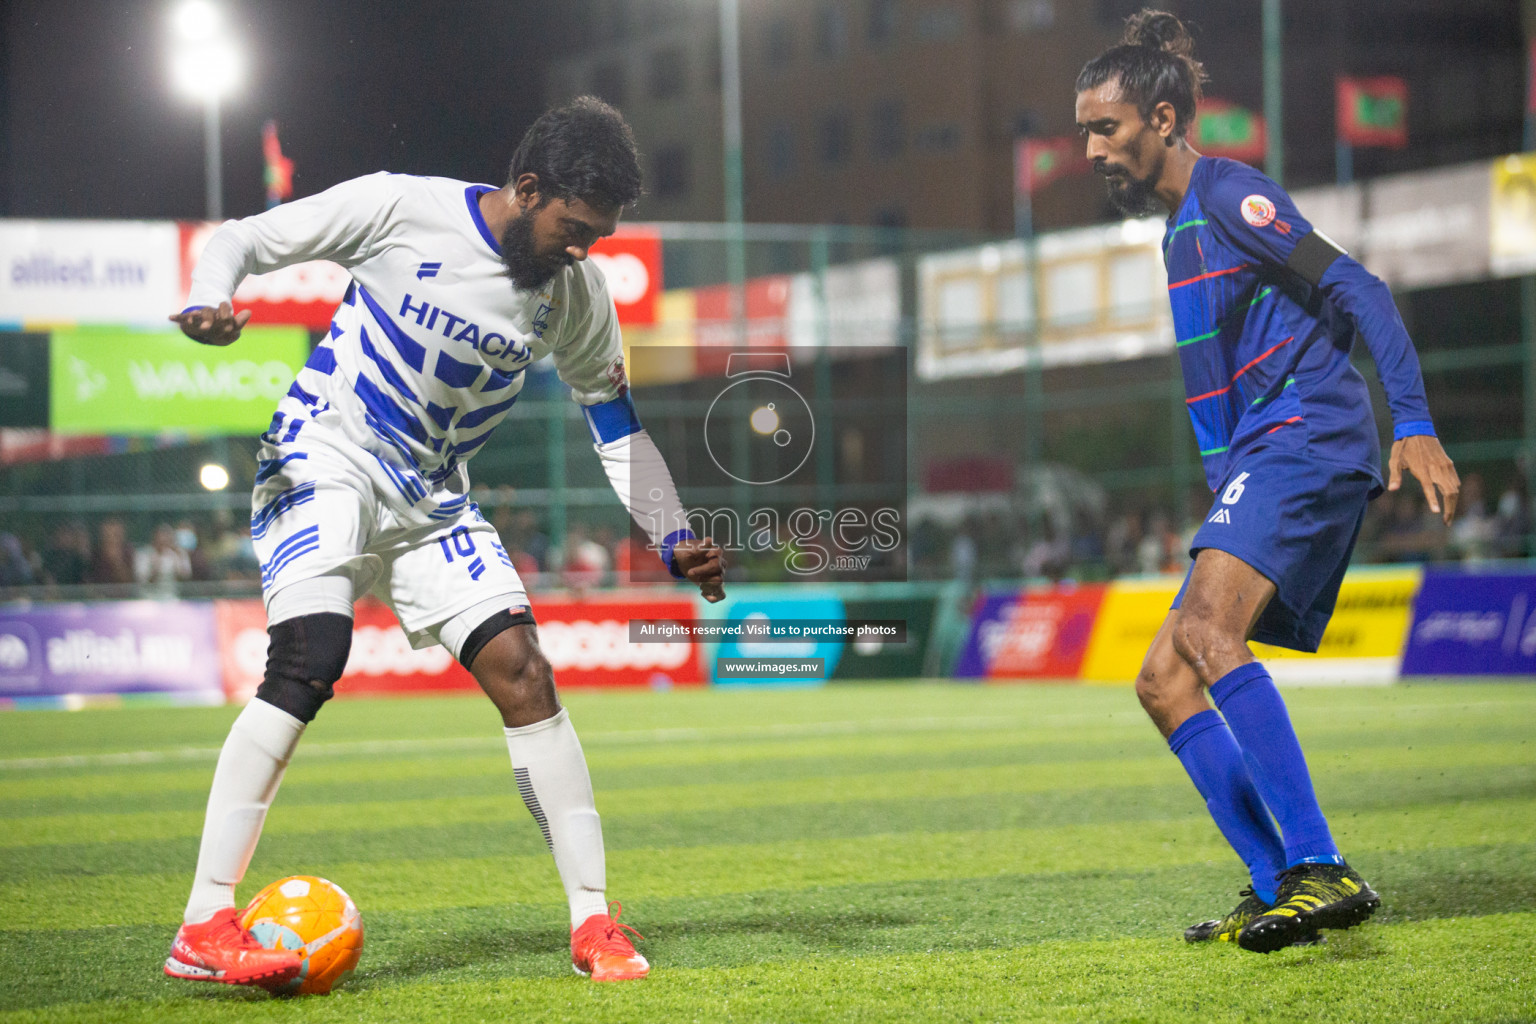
673, 537, 726, 603
169, 302, 251, 346
1389, 434, 1460, 525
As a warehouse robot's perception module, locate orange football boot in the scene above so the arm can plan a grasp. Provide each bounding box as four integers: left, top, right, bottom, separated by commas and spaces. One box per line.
571, 901, 649, 981
163, 907, 303, 986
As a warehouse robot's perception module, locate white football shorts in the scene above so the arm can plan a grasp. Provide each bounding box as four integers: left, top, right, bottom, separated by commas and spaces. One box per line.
249, 424, 528, 658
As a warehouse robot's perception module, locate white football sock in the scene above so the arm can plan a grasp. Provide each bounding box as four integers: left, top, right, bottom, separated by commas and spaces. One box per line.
504, 708, 610, 928
183, 698, 305, 925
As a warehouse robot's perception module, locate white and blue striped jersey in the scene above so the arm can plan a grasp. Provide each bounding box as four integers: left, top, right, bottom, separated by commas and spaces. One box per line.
188, 173, 635, 514
190, 172, 694, 574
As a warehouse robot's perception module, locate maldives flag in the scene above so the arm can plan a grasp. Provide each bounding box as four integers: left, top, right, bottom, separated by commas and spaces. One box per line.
263, 120, 295, 208
1337, 76, 1408, 148
1014, 136, 1087, 195
1193, 99, 1266, 162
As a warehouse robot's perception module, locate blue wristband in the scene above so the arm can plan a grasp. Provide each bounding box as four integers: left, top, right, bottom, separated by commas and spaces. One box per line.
1393, 420, 1436, 441
660, 528, 696, 580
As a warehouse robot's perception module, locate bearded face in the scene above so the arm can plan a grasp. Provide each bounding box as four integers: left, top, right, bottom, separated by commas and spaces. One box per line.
499, 202, 574, 292
1094, 134, 1162, 216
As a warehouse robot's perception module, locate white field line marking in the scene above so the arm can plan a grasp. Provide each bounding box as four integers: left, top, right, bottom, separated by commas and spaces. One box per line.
0, 711, 1148, 772
0, 698, 1527, 773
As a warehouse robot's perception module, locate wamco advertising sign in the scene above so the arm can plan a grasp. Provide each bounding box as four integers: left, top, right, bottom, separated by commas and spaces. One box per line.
49, 326, 309, 435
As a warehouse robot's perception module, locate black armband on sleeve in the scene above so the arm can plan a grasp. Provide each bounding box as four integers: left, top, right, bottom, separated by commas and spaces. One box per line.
1285, 230, 1346, 288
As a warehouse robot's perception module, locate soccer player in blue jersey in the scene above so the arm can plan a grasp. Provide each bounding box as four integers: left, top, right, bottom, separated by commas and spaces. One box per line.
1074, 11, 1460, 953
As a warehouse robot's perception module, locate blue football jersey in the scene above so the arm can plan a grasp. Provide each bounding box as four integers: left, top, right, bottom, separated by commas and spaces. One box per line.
1163, 157, 1435, 492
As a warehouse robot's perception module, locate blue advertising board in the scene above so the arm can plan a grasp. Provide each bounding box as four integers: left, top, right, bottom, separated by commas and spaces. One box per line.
1400, 568, 1536, 676
708, 589, 846, 685
0, 601, 224, 703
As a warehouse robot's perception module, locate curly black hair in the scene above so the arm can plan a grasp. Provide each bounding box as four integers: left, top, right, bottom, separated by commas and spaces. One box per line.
507, 96, 643, 209
1076, 10, 1208, 138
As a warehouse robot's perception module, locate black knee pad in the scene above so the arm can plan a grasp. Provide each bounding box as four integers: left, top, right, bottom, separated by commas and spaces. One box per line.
459, 607, 536, 672
255, 613, 353, 723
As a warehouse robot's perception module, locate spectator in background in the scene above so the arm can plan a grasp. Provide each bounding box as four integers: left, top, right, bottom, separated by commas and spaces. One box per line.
610, 530, 656, 585
175, 519, 212, 581
490, 507, 547, 580
1375, 490, 1446, 563
135, 523, 192, 596
911, 517, 944, 577
40, 521, 91, 587
1449, 473, 1496, 562
1104, 511, 1143, 576
0, 533, 35, 587
511, 509, 551, 572
1070, 512, 1105, 570
206, 519, 261, 581
1137, 512, 1173, 574
1022, 518, 1071, 581
1495, 480, 1529, 558
89, 519, 135, 586
562, 523, 610, 592
950, 517, 979, 588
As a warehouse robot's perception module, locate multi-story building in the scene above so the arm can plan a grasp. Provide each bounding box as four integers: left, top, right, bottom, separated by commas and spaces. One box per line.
545, 0, 1120, 233
546, 0, 1525, 236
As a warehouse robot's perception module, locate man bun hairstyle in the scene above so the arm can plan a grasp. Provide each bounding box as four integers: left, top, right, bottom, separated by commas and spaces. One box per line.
1076, 9, 1207, 139
508, 96, 644, 210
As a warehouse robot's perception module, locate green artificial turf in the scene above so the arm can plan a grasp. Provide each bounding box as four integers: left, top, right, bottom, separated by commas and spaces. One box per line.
0, 682, 1532, 1023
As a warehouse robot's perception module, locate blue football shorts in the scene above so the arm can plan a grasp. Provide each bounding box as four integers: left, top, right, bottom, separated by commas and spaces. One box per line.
1173, 446, 1379, 653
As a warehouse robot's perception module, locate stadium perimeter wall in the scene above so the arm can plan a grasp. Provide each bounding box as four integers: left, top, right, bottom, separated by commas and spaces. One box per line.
2, 566, 1533, 708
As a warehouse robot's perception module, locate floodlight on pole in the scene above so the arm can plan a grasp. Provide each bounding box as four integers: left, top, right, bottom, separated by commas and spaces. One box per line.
170, 0, 240, 220
199, 463, 230, 491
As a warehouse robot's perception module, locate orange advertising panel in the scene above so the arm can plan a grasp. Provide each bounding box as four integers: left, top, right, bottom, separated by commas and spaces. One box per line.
214, 594, 703, 703
180, 222, 350, 330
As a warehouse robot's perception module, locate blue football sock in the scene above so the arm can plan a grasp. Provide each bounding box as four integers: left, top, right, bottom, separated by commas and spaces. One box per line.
1210, 662, 1343, 867
1168, 709, 1285, 903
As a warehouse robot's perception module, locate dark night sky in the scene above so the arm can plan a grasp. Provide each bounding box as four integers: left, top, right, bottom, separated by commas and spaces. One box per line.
1, 0, 564, 220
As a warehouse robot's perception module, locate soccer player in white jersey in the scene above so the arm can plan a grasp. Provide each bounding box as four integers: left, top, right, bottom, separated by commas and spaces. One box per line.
161, 98, 724, 987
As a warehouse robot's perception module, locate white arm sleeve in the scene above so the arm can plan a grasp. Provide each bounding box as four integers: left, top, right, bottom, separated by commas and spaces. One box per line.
594, 429, 691, 556
186, 172, 395, 308
551, 265, 627, 405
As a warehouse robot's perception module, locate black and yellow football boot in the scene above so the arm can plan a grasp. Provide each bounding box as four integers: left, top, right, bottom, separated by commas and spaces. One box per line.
1185, 889, 1323, 946
1237, 862, 1380, 954
1184, 889, 1269, 944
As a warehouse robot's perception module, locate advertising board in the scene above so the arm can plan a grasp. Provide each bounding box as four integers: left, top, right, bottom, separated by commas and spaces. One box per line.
829, 595, 938, 680
216, 594, 704, 703
49, 325, 309, 435
589, 227, 663, 326
708, 591, 846, 684
1075, 568, 1420, 685
0, 220, 182, 327
180, 221, 352, 330
0, 601, 222, 701
1078, 578, 1183, 683
1251, 567, 1420, 684
1401, 567, 1536, 676
955, 584, 1106, 680
1490, 152, 1536, 278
